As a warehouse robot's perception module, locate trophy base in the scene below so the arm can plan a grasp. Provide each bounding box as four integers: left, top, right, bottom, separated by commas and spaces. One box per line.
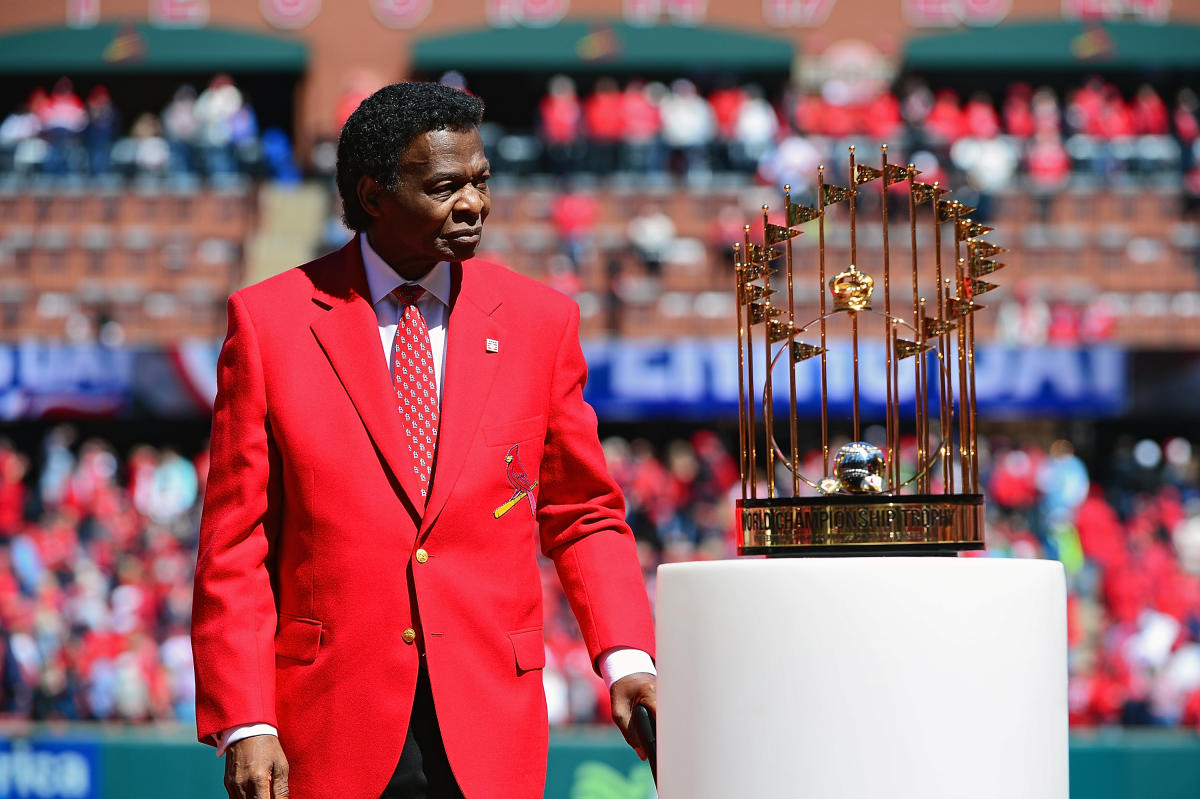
738, 494, 985, 557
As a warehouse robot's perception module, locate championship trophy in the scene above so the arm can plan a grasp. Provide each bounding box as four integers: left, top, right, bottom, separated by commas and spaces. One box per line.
733, 145, 1007, 555
655, 153, 1066, 799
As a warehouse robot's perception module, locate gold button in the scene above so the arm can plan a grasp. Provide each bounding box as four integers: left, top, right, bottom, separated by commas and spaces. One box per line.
415, 548, 428, 563
402, 628, 416, 644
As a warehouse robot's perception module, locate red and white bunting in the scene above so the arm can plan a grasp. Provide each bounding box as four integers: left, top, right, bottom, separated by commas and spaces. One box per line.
902, 0, 958, 26
487, 0, 568, 28
762, 0, 836, 28
904, 0, 1012, 26
623, 0, 663, 26
66, 0, 101, 29
1062, 0, 1169, 23
625, 0, 707, 25
148, 0, 209, 27
261, 0, 321, 30
370, 0, 432, 29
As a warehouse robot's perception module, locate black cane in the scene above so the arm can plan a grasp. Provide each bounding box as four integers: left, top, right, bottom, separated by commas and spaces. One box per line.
634, 702, 657, 784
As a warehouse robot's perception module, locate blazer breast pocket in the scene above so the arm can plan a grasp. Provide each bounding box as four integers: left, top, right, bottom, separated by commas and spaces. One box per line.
483, 415, 545, 448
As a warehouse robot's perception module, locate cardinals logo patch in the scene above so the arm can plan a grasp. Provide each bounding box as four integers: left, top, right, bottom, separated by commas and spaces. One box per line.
493, 444, 538, 519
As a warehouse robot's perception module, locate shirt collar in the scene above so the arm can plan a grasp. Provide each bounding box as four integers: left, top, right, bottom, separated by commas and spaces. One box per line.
360, 234, 452, 309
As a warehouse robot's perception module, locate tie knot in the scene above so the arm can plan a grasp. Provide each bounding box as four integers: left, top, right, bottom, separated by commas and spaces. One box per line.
393, 285, 425, 306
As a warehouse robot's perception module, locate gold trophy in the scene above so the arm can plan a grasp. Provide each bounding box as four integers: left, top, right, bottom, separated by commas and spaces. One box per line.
735, 145, 1007, 555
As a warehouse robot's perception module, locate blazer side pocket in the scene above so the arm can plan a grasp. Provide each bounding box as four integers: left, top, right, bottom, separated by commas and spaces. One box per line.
275, 614, 323, 664
508, 627, 546, 673
483, 415, 545, 448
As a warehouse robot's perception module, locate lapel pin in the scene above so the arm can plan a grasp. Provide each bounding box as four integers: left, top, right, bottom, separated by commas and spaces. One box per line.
486, 338, 500, 353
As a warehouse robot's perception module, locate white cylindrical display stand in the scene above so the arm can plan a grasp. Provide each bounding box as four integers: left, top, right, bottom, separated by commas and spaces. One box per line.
656, 557, 1067, 799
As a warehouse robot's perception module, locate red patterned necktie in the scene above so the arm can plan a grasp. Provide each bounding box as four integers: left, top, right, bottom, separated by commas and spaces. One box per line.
391, 284, 439, 501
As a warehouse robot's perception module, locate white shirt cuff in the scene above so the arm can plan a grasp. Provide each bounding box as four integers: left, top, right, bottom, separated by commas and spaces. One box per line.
598, 647, 656, 689
215, 723, 278, 757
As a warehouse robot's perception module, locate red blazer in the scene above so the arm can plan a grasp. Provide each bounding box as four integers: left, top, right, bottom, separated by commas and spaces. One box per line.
191, 238, 655, 799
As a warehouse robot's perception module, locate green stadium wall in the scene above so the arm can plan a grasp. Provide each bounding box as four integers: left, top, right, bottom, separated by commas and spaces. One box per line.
0, 727, 1198, 798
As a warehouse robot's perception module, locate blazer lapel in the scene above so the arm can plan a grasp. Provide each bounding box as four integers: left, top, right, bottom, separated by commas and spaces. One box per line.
309, 238, 426, 517
420, 260, 505, 536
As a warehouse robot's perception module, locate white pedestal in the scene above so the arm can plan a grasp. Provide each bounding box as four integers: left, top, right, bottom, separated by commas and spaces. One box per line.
656, 557, 1068, 799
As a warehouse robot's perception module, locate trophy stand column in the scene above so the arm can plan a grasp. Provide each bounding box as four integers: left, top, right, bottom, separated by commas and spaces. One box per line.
656, 558, 1068, 799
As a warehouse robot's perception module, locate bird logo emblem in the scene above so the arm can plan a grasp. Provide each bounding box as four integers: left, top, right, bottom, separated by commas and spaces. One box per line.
493, 444, 538, 519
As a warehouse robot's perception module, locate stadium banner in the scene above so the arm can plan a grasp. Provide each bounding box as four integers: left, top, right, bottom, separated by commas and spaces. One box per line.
579, 339, 1128, 420
0, 739, 99, 799
2, 726, 1200, 799
0, 341, 1128, 420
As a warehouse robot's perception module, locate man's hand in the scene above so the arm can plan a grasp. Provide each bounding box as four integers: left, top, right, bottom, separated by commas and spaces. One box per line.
610, 672, 657, 761
224, 735, 289, 799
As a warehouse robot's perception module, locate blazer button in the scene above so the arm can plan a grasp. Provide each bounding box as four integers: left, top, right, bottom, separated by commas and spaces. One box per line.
415, 548, 429, 563
402, 628, 416, 644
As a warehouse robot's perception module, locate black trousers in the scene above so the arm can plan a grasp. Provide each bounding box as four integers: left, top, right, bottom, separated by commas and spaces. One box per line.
379, 665, 465, 799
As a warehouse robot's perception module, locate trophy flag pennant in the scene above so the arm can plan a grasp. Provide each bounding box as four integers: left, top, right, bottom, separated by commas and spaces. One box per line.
767, 319, 793, 343
748, 301, 785, 324
854, 165, 882, 185
923, 315, 955, 337
968, 241, 1009, 259
971, 259, 1005, 277
786, 201, 821, 226
936, 199, 961, 222
739, 283, 775, 303
948, 297, 984, 317
895, 338, 933, 359
909, 182, 945, 205
970, 279, 999, 295
738, 262, 774, 283
790, 341, 825, 363
764, 223, 802, 245
821, 184, 856, 206
956, 218, 993, 239
747, 243, 783, 264
885, 163, 915, 183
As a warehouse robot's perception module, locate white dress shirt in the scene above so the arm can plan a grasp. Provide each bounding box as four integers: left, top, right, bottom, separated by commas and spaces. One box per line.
215, 236, 653, 755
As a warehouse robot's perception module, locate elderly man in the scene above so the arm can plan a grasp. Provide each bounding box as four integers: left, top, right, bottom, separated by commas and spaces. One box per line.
192, 82, 656, 799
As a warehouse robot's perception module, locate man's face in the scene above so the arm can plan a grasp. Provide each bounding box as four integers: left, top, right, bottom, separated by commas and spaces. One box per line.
362, 126, 491, 280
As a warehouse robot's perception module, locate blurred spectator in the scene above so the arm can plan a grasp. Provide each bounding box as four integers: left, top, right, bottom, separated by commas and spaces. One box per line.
949, 133, 1017, 221
758, 132, 821, 195
659, 79, 715, 180
730, 85, 778, 173
0, 94, 43, 173
997, 282, 1051, 346
583, 77, 623, 173
550, 191, 597, 274
1027, 131, 1071, 222
161, 85, 199, 175
334, 70, 382, 133
129, 113, 169, 175
1132, 85, 1169, 136
40, 78, 87, 175
963, 92, 1001, 140
708, 80, 746, 171
1003, 83, 1036, 139
84, 86, 118, 176
620, 81, 663, 174
924, 89, 965, 147
194, 74, 243, 176
539, 74, 583, 175
627, 203, 676, 278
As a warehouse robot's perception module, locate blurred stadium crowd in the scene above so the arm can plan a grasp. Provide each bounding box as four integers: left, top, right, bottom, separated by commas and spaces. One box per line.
3, 71, 1199, 346
5, 72, 1198, 197
1, 429, 1199, 730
